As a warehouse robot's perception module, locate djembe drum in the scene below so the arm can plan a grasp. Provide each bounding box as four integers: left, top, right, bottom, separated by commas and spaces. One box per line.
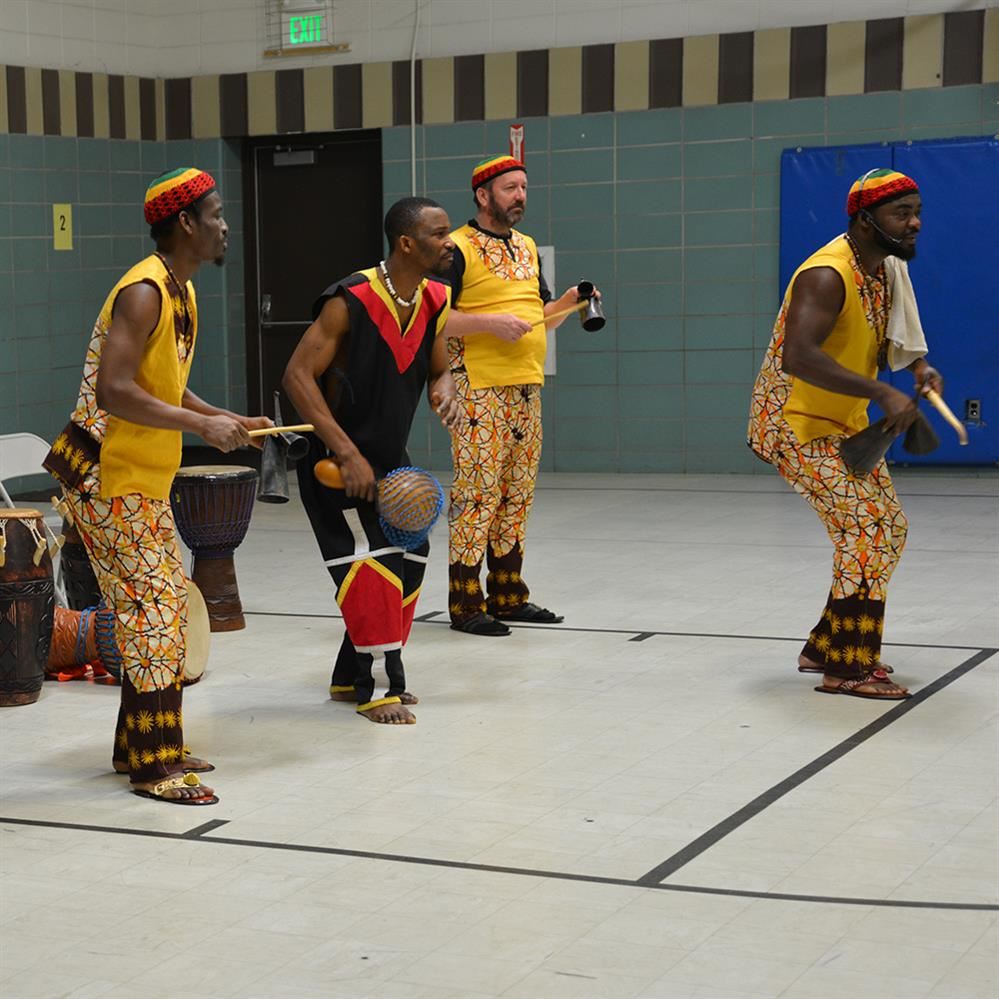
0, 509, 55, 706
170, 466, 258, 632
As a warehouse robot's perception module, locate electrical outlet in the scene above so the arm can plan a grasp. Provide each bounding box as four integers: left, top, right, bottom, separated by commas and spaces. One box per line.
965, 399, 981, 424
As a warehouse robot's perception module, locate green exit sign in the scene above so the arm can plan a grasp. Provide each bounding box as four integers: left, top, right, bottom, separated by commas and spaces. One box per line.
280, 3, 330, 50
288, 13, 323, 46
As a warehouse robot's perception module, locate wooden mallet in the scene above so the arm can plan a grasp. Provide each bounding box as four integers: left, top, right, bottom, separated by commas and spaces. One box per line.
528, 290, 605, 333
924, 389, 968, 445
248, 423, 314, 437
529, 301, 587, 329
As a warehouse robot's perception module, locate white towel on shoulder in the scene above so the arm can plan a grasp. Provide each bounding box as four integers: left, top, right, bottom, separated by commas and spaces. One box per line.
883, 256, 928, 371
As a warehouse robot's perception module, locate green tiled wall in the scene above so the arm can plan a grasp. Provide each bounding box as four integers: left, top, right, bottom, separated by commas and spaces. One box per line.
3, 84, 993, 481
1, 135, 246, 489
387, 83, 995, 473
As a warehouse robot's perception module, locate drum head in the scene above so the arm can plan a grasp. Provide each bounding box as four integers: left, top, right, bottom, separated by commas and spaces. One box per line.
183, 579, 210, 685
0, 508, 44, 520
176, 465, 257, 481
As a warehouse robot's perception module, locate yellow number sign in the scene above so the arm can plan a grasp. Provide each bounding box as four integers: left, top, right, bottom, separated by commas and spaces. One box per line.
53, 203, 73, 251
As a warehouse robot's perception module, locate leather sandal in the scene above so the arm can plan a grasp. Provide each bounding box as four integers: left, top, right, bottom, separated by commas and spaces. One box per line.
495, 602, 564, 624
131, 772, 219, 805
449, 612, 511, 636
815, 668, 910, 699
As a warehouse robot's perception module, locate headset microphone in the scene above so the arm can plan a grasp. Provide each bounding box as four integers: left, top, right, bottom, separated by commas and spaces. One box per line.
861, 209, 905, 247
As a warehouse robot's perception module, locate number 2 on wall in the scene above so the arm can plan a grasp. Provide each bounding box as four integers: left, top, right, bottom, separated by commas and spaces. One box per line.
52, 203, 73, 251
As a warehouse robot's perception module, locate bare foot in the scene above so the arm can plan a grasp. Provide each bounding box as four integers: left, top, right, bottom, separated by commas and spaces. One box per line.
331, 688, 418, 705
361, 702, 416, 724
179, 754, 214, 771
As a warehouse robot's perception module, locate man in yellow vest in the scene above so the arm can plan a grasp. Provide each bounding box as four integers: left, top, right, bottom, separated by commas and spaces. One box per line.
444, 156, 591, 636
44, 168, 269, 803
748, 168, 944, 700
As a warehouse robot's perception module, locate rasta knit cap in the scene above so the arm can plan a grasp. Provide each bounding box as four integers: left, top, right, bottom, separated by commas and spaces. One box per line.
471, 155, 526, 191
144, 167, 217, 225
846, 168, 918, 216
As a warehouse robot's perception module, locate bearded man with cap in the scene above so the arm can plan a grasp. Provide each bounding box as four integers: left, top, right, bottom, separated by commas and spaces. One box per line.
443, 156, 596, 636
44, 168, 270, 803
748, 168, 943, 700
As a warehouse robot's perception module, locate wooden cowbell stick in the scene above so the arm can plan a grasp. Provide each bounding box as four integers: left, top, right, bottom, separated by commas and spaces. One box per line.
924, 390, 968, 445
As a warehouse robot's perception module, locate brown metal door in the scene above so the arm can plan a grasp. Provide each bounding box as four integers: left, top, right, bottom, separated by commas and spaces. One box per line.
244, 131, 383, 422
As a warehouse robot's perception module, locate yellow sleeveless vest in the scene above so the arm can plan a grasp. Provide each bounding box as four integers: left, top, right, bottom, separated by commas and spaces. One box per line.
782, 237, 884, 443
99, 256, 198, 500
450, 224, 547, 389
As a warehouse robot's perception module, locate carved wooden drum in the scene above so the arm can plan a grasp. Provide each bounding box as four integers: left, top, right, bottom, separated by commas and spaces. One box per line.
170, 465, 258, 632
0, 509, 55, 706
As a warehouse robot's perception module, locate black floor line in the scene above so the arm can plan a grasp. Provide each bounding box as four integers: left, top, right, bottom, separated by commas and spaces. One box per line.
244, 609, 988, 652
5, 638, 996, 912
636, 648, 998, 887
412, 610, 445, 623
8, 650, 993, 914
1, 815, 995, 912
182, 818, 230, 838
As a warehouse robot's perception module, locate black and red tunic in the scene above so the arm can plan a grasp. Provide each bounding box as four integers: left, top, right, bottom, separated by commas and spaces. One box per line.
311, 267, 451, 476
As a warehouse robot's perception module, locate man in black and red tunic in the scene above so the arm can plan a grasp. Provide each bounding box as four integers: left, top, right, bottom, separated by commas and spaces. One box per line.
283, 197, 459, 724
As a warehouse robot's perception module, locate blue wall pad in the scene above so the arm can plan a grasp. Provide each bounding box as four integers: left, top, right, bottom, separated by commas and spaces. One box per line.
779, 136, 998, 466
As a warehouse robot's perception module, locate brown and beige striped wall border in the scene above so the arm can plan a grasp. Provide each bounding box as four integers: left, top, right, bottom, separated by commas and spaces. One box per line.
4, 10, 997, 138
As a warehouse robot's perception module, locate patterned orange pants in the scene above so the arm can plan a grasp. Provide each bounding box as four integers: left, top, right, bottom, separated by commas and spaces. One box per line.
773, 427, 908, 679
62, 472, 189, 783
448, 378, 542, 623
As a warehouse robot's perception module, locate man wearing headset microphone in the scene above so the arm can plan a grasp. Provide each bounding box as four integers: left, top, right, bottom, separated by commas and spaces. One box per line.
747, 169, 945, 700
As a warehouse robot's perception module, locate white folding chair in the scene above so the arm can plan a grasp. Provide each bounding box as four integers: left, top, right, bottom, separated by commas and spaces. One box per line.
0, 432, 69, 606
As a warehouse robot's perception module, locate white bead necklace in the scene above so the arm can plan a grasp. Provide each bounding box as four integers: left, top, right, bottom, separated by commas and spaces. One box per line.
379, 260, 417, 307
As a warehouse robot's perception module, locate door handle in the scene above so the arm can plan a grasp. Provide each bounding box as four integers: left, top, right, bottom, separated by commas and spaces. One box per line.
260, 293, 272, 323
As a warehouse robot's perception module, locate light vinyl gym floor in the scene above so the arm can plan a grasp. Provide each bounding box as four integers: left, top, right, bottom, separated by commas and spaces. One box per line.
1, 472, 996, 999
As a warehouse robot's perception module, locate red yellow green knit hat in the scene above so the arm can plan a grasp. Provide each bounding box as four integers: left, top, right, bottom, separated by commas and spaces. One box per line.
471, 155, 526, 191
144, 167, 216, 224
846, 168, 918, 216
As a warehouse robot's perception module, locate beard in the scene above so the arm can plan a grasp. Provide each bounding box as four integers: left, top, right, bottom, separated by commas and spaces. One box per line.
486, 193, 525, 229
873, 227, 916, 261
